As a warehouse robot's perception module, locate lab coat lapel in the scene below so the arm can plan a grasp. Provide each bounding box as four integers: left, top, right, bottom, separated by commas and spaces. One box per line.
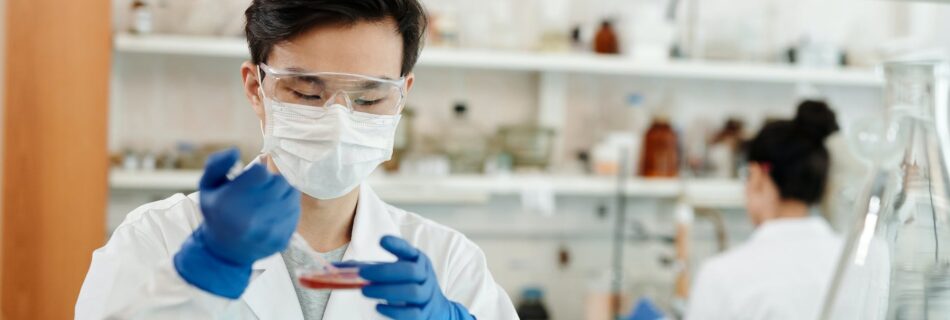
243, 253, 304, 320
323, 185, 401, 319
223, 155, 301, 320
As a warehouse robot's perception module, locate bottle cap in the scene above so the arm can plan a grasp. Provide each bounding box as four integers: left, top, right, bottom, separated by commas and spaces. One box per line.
453, 102, 467, 115
522, 287, 544, 300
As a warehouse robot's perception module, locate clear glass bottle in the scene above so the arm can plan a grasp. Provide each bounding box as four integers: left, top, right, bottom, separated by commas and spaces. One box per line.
443, 102, 487, 174
821, 61, 950, 320
130, 0, 153, 35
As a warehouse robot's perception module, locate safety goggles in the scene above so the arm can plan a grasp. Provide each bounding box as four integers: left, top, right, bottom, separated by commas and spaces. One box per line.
258, 63, 407, 116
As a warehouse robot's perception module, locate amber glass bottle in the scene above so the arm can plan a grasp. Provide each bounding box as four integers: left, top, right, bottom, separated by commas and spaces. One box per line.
593, 20, 619, 54
639, 117, 679, 177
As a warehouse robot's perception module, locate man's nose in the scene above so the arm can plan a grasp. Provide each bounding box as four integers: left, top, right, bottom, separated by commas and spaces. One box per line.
323, 90, 352, 109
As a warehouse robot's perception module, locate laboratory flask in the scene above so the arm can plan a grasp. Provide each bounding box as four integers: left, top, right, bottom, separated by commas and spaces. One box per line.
821, 60, 950, 320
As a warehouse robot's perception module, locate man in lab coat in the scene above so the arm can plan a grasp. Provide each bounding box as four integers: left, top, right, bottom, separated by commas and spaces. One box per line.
75, 0, 517, 319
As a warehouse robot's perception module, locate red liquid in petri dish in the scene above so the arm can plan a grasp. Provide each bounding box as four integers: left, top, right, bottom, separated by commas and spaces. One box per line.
298, 268, 369, 290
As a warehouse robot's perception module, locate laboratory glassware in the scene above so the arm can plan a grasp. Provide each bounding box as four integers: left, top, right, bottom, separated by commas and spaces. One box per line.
821, 60, 950, 320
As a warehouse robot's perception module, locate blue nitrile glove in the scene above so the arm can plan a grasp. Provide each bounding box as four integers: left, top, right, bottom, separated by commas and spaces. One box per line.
173, 148, 301, 299
626, 297, 665, 320
358, 236, 475, 320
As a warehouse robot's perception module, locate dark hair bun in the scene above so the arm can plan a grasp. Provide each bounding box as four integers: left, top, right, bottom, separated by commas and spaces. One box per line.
794, 100, 839, 142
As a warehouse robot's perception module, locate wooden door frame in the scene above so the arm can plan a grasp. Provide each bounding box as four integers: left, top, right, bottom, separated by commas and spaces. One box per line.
1, 0, 111, 318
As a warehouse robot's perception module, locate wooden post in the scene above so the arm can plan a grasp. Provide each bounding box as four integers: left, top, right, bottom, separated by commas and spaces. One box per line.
1, 0, 111, 318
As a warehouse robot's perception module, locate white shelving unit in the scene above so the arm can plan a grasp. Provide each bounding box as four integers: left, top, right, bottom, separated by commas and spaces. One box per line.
114, 33, 882, 87
113, 33, 883, 173
109, 170, 744, 208
117, 32, 850, 209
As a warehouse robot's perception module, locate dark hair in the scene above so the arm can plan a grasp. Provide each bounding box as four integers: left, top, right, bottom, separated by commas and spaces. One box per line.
748, 100, 840, 204
244, 0, 428, 76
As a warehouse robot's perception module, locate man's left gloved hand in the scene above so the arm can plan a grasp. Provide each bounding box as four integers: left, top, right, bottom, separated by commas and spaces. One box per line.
356, 236, 476, 320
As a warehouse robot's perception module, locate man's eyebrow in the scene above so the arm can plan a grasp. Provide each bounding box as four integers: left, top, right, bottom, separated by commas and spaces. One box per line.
296, 75, 325, 85
285, 66, 311, 73
357, 80, 384, 89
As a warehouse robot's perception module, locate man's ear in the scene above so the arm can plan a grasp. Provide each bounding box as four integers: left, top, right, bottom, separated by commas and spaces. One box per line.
404, 72, 415, 94
747, 163, 767, 192
241, 61, 264, 120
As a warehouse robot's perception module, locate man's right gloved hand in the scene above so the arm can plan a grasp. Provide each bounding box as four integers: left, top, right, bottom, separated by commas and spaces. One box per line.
174, 148, 301, 299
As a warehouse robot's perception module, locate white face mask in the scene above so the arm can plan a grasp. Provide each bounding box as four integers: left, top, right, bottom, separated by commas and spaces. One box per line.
260, 98, 400, 199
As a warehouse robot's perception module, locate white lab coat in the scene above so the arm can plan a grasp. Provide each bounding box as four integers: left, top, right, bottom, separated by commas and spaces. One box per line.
76, 184, 518, 320
687, 217, 842, 320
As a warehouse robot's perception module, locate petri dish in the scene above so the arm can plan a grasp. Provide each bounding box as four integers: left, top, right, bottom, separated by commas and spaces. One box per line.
297, 267, 369, 290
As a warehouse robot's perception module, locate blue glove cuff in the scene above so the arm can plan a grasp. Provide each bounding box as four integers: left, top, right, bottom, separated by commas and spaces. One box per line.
173, 231, 253, 299
449, 301, 477, 320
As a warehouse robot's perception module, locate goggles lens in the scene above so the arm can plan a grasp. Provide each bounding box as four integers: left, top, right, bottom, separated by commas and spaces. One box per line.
260, 64, 405, 116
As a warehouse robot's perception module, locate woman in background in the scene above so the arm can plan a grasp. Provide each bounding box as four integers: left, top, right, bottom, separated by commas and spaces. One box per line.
687, 100, 843, 320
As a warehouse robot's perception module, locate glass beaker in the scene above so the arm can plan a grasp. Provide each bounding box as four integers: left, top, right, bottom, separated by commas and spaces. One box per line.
821, 60, 950, 320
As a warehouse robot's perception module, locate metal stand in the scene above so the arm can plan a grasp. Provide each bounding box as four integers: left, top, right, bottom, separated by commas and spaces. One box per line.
611, 148, 630, 319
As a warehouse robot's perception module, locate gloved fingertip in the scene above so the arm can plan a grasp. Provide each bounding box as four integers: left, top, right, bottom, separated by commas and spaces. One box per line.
247, 163, 268, 174
333, 260, 366, 269
284, 186, 301, 201
199, 148, 241, 189
375, 304, 391, 317
357, 264, 379, 280
232, 163, 270, 187
380, 236, 420, 261
376, 303, 421, 319
274, 174, 297, 196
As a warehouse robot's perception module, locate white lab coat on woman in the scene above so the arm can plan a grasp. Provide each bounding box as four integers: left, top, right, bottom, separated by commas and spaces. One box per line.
75, 183, 518, 319
687, 217, 842, 320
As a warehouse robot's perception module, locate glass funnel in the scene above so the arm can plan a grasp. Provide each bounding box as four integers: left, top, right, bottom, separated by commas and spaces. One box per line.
821, 61, 950, 320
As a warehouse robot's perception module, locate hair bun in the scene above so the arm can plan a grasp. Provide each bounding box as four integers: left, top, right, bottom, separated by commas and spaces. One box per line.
794, 100, 839, 142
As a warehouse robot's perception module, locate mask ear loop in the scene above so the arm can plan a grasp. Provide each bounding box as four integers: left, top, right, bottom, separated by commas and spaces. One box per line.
394, 82, 409, 115
257, 65, 279, 155
257, 65, 268, 137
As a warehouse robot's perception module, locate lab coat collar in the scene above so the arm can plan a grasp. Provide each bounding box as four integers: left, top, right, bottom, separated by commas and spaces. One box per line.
341, 184, 401, 263
242, 153, 304, 319
323, 184, 400, 319
244, 254, 303, 319
750, 216, 834, 243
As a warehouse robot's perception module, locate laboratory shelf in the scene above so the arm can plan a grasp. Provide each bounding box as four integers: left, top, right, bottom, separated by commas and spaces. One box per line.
108, 170, 744, 208
419, 49, 882, 87
109, 169, 203, 190
115, 33, 248, 58
114, 33, 882, 87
